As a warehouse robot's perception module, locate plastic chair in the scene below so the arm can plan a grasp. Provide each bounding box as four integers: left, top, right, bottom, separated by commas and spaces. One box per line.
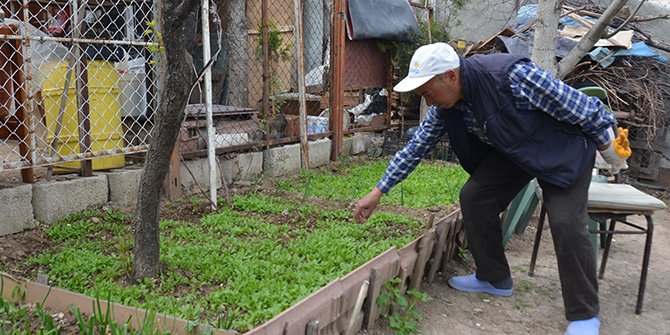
501, 179, 539, 246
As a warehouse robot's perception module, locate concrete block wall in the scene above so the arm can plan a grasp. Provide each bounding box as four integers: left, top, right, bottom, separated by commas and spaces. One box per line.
33, 175, 108, 225
180, 158, 222, 196
0, 184, 34, 235
219, 152, 263, 183
308, 139, 332, 168
0, 132, 382, 236
264, 143, 302, 177
106, 168, 143, 205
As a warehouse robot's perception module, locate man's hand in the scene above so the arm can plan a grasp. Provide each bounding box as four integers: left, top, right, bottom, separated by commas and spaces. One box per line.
353, 188, 383, 224
598, 127, 631, 173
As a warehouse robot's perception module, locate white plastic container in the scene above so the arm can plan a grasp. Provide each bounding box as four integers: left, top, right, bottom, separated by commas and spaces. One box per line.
116, 56, 147, 117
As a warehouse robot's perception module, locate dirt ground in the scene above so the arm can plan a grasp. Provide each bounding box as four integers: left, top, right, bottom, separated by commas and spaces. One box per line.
362, 207, 670, 335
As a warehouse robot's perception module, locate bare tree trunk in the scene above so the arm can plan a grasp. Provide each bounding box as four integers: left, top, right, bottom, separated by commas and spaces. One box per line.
226, 0, 248, 106
532, 0, 563, 75
133, 0, 198, 281
557, 0, 629, 78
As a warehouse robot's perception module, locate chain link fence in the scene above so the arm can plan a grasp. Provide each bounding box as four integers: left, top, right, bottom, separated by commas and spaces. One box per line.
1, 0, 157, 180
1, 0, 438, 181
179, 0, 337, 159
182, 0, 416, 159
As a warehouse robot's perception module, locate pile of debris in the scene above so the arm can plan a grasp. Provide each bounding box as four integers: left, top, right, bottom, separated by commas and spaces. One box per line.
461, 2, 670, 182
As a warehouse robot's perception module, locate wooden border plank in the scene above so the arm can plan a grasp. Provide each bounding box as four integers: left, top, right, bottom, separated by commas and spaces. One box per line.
409, 229, 435, 291
427, 221, 449, 283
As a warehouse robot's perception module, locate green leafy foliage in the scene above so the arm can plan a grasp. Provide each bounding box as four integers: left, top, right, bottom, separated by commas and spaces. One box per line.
71, 297, 166, 335
377, 277, 430, 335
0, 279, 104, 335
284, 161, 467, 208
143, 20, 164, 65
28, 196, 423, 332
254, 20, 292, 64
1, 280, 55, 335
254, 19, 292, 118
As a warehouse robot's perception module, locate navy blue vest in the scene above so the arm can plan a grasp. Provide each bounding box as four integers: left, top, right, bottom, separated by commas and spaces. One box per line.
438, 54, 596, 188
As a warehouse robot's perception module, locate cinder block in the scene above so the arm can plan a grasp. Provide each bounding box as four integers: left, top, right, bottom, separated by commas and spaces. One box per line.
351, 133, 371, 155
219, 155, 239, 184
309, 139, 332, 168
0, 184, 34, 236
33, 175, 108, 225
180, 158, 222, 196
368, 135, 385, 158
233, 152, 263, 182
264, 143, 301, 177
106, 168, 142, 205
343, 136, 353, 156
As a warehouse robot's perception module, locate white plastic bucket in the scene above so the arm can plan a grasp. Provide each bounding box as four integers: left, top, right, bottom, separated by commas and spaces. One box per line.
116, 57, 147, 117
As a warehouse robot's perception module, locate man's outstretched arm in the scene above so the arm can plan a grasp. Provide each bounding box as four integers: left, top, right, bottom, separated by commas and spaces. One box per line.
354, 107, 447, 223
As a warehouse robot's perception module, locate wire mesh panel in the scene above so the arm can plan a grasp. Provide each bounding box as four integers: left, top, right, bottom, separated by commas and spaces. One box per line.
0, 0, 157, 176
178, 0, 335, 157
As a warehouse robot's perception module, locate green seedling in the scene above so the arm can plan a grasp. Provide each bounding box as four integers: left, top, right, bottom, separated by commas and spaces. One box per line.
377, 277, 430, 335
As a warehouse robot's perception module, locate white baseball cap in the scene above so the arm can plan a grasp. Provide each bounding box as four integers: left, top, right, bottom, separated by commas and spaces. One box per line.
393, 42, 460, 92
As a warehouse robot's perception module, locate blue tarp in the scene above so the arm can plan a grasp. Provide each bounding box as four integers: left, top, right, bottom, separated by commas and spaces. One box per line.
590, 41, 669, 68
516, 4, 598, 28
614, 41, 669, 61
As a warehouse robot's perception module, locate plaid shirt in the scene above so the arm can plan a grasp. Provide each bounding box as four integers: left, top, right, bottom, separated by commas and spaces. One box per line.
376, 60, 615, 193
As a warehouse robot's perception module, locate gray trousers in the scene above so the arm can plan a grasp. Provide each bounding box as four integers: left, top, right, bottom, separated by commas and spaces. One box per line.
459, 150, 599, 321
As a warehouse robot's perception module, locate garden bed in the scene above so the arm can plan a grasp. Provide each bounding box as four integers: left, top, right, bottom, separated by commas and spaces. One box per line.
0, 159, 468, 334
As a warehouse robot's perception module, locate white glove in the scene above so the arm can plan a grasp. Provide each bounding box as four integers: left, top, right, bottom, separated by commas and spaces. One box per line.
598, 127, 631, 174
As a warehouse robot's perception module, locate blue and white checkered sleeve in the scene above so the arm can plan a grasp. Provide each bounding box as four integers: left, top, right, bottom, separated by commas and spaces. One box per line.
509, 61, 615, 147
376, 106, 447, 193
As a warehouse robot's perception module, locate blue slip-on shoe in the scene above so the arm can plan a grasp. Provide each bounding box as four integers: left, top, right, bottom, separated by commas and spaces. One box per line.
447, 273, 513, 297
564, 317, 600, 335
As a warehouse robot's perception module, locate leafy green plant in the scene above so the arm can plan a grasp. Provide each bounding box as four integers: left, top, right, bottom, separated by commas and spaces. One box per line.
190, 197, 204, 207
115, 236, 134, 279
0, 279, 60, 335
72, 297, 163, 335
513, 298, 533, 311
144, 20, 165, 65
25, 195, 423, 332
457, 246, 469, 263
516, 279, 534, 294
254, 19, 291, 119
280, 160, 467, 208
377, 277, 430, 335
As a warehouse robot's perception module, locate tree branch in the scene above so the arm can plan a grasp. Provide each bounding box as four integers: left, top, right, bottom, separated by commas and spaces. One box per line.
604, 0, 646, 38
634, 28, 670, 53
630, 13, 670, 23
557, 0, 629, 79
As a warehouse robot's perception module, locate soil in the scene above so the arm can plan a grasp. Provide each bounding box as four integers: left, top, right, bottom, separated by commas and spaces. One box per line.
360, 206, 670, 335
